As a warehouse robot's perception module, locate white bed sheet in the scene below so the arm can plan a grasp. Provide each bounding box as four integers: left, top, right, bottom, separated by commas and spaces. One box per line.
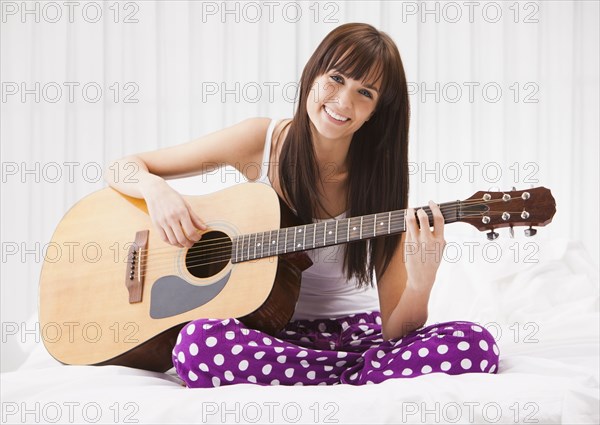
2, 236, 599, 424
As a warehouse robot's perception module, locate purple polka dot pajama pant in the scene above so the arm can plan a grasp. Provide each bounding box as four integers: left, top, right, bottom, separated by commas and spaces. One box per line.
172, 311, 499, 388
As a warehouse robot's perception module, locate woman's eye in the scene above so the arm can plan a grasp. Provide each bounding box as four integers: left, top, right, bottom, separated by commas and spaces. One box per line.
330, 75, 343, 83
360, 89, 373, 99
330, 75, 373, 99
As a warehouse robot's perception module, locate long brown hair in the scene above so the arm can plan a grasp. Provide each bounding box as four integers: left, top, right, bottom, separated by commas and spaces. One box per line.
278, 23, 410, 288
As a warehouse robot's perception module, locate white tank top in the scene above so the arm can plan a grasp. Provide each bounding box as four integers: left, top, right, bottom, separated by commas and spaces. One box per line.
256, 118, 380, 320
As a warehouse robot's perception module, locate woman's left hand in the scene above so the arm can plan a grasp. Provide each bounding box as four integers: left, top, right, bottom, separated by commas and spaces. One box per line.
404, 200, 447, 292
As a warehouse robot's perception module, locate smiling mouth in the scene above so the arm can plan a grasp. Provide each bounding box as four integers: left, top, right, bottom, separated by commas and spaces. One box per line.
323, 105, 350, 122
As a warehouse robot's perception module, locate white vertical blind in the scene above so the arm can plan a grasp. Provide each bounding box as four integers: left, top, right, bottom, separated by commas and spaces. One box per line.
1, 1, 598, 371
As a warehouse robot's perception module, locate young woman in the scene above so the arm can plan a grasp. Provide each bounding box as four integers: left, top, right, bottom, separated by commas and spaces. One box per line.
105, 23, 499, 388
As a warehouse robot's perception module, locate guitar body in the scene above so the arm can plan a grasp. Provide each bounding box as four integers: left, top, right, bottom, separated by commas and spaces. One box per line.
39, 182, 312, 372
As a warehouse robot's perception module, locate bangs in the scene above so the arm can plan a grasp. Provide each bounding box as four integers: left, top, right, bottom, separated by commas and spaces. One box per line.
323, 41, 385, 92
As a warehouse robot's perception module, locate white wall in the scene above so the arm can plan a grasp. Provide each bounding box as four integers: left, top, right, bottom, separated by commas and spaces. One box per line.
2, 0, 598, 372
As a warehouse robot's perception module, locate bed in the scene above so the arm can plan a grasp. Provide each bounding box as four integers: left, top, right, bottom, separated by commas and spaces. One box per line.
2, 233, 598, 424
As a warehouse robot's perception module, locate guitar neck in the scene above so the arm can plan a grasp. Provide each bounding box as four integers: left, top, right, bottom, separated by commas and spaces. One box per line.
231, 201, 461, 263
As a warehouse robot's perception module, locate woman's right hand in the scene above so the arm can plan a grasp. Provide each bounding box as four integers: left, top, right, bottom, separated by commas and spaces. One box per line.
141, 177, 207, 248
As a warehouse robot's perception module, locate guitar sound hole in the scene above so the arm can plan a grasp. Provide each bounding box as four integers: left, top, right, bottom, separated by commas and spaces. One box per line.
185, 231, 232, 278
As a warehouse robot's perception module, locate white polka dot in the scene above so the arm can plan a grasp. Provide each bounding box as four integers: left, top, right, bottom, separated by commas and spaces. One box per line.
212, 376, 221, 387
202, 323, 213, 330
176, 333, 182, 345
401, 368, 412, 376
189, 343, 199, 356
277, 355, 287, 364
437, 345, 449, 355
441, 361, 451, 371
458, 341, 470, 351
489, 364, 497, 373
349, 372, 358, 380
401, 350, 412, 360
271, 379, 280, 385
480, 360, 488, 371
262, 364, 272, 375
418, 348, 429, 357
241, 328, 250, 335
358, 325, 369, 332
247, 376, 257, 383
285, 368, 294, 378
297, 351, 308, 358
444, 326, 454, 330
205, 337, 217, 347
324, 365, 333, 371
177, 352, 185, 363
392, 348, 401, 354
225, 331, 235, 340
274, 346, 284, 353
471, 325, 483, 332
295, 381, 304, 386
186, 324, 196, 335
461, 359, 472, 369
349, 340, 361, 346
262, 337, 272, 345
429, 327, 438, 333
383, 370, 393, 376
221, 319, 230, 326
254, 351, 265, 360
248, 341, 258, 347
359, 318, 366, 324
188, 370, 198, 381
224, 370, 234, 381
232, 345, 243, 355
238, 360, 249, 371
300, 359, 309, 368
376, 350, 385, 359
337, 351, 347, 358
375, 316, 382, 325
335, 360, 346, 367
493, 344, 499, 355
421, 365, 432, 374
453, 330, 465, 337
316, 356, 327, 361
307, 371, 316, 380
199, 363, 209, 372
328, 374, 338, 379
371, 360, 381, 368
479, 340, 489, 351
285, 330, 296, 335
213, 354, 224, 366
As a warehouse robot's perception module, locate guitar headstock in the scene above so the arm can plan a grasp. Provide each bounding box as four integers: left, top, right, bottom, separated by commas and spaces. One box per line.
457, 187, 556, 239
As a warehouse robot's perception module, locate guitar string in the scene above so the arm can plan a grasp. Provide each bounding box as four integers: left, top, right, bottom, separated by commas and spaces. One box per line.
132, 197, 524, 259
131, 199, 521, 264
127, 210, 532, 277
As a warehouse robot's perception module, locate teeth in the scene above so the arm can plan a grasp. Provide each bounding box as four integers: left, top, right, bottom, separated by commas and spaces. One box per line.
324, 106, 349, 122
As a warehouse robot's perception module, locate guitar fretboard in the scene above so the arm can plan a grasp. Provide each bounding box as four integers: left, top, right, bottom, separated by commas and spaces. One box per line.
232, 202, 460, 263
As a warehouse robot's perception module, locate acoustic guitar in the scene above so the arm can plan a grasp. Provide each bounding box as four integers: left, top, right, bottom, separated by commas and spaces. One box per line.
38, 183, 556, 372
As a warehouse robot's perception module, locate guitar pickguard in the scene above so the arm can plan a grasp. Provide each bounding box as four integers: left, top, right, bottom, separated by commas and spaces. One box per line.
149, 271, 231, 319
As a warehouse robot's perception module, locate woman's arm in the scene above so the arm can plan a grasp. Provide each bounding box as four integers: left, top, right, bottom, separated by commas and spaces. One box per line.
375, 201, 446, 340
102, 117, 272, 247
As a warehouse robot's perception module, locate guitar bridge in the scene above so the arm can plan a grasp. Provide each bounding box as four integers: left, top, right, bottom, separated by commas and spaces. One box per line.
125, 230, 149, 303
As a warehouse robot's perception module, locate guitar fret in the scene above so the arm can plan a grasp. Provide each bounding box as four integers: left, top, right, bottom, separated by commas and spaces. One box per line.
388, 211, 391, 234
303, 225, 306, 249
313, 223, 317, 248
373, 213, 377, 237
360, 216, 363, 240
293, 226, 297, 252
284, 228, 288, 253
252, 233, 257, 260
347, 218, 350, 242
335, 220, 338, 244
323, 222, 327, 246
261, 232, 264, 258
277, 229, 280, 255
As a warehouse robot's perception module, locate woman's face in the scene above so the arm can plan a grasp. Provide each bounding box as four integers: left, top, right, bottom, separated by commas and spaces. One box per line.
306, 68, 381, 141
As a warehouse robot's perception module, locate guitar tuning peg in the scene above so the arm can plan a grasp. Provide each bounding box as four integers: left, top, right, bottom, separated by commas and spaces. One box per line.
509, 225, 514, 238
487, 230, 499, 240
524, 226, 537, 237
